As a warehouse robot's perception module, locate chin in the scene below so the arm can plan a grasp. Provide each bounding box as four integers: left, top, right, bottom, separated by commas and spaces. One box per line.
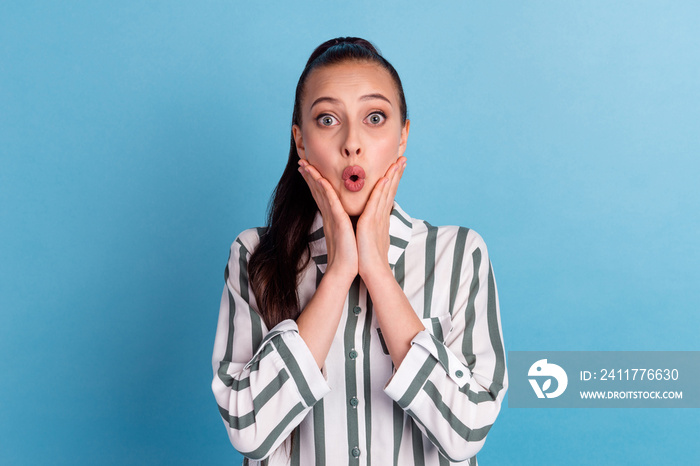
344, 207, 364, 218
341, 198, 368, 217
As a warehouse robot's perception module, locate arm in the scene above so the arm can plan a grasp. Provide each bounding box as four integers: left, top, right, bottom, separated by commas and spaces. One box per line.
296, 268, 355, 368
383, 231, 508, 462
211, 231, 331, 461
357, 156, 424, 367
355, 157, 507, 460
362, 265, 425, 367
296, 159, 359, 368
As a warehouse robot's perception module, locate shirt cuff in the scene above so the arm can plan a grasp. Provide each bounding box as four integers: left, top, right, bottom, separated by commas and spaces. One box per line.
256, 319, 331, 408
384, 329, 471, 409
384, 331, 437, 409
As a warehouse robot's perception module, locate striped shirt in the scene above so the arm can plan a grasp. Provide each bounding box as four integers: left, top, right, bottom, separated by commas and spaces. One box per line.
211, 202, 507, 465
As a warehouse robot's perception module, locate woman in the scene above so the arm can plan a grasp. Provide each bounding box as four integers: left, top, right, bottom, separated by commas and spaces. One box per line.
212, 37, 507, 465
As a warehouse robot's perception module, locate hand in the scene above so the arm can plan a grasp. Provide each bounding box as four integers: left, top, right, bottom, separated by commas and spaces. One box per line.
298, 159, 359, 282
356, 156, 407, 281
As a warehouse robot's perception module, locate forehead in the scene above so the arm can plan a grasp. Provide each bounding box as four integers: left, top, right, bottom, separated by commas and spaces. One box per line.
303, 61, 398, 105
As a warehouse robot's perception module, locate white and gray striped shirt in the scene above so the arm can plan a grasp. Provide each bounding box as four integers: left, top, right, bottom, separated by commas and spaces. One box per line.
212, 202, 507, 465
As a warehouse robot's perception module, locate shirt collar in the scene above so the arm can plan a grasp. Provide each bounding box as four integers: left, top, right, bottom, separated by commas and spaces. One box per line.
308, 201, 413, 274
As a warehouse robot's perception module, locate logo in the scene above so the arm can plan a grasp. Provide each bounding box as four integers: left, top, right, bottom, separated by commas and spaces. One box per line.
528, 359, 568, 398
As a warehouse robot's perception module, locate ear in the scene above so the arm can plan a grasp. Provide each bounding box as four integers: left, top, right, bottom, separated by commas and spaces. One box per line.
292, 124, 306, 159
398, 119, 410, 157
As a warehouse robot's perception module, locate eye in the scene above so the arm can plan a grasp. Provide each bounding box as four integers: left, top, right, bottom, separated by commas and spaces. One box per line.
317, 114, 338, 127
365, 112, 386, 125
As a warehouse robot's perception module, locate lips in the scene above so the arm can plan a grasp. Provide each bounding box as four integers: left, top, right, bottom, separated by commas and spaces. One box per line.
342, 165, 366, 192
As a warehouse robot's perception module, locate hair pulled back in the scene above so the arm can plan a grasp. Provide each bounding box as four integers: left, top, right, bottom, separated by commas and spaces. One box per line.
248, 37, 408, 329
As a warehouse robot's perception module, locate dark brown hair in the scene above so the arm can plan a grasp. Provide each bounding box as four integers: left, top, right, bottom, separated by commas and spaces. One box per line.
248, 37, 408, 329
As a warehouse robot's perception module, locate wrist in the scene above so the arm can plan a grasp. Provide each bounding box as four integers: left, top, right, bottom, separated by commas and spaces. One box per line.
359, 261, 394, 288
323, 265, 357, 289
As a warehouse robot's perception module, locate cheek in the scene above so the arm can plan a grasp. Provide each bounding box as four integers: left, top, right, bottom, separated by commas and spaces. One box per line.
304, 133, 331, 162
304, 136, 340, 184
305, 136, 328, 157
369, 133, 402, 170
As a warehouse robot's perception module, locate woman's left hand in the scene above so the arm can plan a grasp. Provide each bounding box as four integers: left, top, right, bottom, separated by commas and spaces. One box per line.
356, 156, 407, 281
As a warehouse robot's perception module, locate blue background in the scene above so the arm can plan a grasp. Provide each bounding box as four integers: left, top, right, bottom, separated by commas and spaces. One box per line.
2, 1, 698, 464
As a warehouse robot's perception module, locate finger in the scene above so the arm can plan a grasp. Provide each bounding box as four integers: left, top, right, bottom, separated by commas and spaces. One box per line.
316, 177, 343, 213
302, 162, 326, 184
363, 174, 390, 221
300, 162, 338, 205
386, 158, 406, 213
304, 165, 336, 212
299, 163, 346, 226
299, 162, 331, 202
298, 165, 331, 215
297, 165, 321, 200
373, 160, 401, 217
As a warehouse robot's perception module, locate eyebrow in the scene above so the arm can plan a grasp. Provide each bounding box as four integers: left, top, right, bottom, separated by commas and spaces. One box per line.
309, 93, 393, 111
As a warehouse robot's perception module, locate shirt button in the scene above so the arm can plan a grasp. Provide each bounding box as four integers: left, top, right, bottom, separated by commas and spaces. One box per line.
455, 370, 464, 378
351, 447, 361, 457
353, 306, 361, 315
349, 350, 358, 360
349, 396, 359, 408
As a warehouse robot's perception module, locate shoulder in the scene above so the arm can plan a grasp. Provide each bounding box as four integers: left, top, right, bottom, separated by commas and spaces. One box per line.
408, 214, 491, 258
229, 227, 267, 258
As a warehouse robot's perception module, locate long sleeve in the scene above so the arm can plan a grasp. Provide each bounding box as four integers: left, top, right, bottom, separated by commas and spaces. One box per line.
384, 227, 507, 462
211, 229, 331, 461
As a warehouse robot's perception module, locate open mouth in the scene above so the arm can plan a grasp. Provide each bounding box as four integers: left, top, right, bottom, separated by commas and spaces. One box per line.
349, 175, 359, 182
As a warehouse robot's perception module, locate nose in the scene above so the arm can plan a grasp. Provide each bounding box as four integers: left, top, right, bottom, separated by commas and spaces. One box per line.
342, 122, 362, 157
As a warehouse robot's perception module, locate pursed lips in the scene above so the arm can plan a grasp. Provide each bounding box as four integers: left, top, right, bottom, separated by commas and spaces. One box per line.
342, 165, 366, 192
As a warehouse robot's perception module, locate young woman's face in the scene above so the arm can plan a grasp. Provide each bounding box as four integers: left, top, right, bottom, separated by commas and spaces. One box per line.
293, 61, 410, 217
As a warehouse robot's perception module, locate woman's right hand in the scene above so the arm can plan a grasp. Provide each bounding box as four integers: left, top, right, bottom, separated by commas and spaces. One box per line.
298, 159, 358, 282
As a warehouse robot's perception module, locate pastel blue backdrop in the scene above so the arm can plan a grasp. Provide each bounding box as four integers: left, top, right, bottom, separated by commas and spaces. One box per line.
2, 1, 698, 464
